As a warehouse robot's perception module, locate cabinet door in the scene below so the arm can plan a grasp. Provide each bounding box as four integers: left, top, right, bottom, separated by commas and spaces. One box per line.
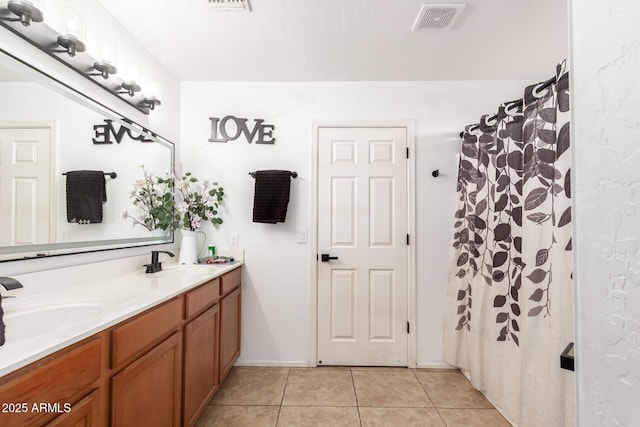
46, 389, 100, 427
0, 338, 101, 427
183, 304, 220, 427
111, 333, 182, 427
219, 287, 241, 382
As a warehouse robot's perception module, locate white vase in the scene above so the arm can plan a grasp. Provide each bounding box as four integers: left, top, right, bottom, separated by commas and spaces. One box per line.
179, 229, 198, 265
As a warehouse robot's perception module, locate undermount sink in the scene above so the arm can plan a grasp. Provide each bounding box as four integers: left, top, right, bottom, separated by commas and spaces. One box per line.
3, 301, 106, 342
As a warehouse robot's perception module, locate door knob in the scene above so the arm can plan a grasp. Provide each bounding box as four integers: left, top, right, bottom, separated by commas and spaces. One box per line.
321, 254, 338, 262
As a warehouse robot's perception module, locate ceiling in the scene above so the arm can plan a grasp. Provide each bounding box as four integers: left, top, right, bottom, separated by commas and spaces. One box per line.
99, 0, 568, 82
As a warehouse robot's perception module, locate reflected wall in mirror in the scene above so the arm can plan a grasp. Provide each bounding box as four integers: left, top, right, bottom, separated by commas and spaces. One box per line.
0, 49, 174, 261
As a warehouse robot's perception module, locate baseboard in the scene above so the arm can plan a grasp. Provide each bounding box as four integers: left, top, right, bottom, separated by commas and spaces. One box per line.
234, 360, 311, 368
234, 361, 456, 369
415, 362, 458, 370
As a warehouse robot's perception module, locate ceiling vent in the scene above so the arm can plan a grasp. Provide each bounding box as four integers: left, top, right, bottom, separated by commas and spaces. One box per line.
207, 0, 251, 12
412, 4, 466, 30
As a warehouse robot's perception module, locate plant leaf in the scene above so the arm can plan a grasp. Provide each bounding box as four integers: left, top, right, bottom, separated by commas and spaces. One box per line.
527, 269, 547, 284
558, 207, 571, 227
530, 288, 545, 302
528, 306, 545, 317
535, 249, 549, 266
527, 212, 550, 224
493, 252, 508, 267
524, 188, 548, 210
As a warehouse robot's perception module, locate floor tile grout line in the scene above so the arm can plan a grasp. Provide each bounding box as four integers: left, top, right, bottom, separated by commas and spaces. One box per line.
349, 367, 363, 427
274, 367, 291, 426
412, 369, 449, 426
411, 369, 437, 408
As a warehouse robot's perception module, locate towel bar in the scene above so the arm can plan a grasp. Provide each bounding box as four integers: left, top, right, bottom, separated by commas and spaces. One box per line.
63, 171, 117, 179
249, 171, 297, 178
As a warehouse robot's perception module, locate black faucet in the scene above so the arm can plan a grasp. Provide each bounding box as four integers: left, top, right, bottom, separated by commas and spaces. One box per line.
0, 277, 23, 299
144, 251, 175, 273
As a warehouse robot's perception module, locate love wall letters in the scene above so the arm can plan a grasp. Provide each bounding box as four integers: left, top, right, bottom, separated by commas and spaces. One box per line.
208, 116, 275, 144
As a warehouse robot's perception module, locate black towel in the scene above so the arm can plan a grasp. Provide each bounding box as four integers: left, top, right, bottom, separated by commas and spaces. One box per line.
0, 297, 5, 347
65, 170, 106, 224
252, 170, 292, 223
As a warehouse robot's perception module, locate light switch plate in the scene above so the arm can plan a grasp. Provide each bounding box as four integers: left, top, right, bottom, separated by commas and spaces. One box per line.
297, 229, 308, 244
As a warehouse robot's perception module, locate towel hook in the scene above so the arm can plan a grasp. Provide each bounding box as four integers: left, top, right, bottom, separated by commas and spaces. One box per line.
432, 170, 440, 178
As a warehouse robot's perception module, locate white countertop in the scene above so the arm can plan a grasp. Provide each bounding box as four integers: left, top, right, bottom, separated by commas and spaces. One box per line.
0, 259, 243, 377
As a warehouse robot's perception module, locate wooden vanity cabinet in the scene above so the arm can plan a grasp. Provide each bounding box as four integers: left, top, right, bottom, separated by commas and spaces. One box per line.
183, 304, 220, 426
219, 270, 242, 383
0, 266, 241, 427
182, 278, 221, 426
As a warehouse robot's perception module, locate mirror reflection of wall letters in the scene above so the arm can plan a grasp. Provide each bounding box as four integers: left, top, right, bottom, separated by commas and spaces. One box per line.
0, 50, 174, 262
93, 119, 154, 144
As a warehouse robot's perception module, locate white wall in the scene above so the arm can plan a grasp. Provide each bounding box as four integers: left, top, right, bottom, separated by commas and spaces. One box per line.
571, 2, 640, 426
0, 0, 180, 275
181, 80, 535, 366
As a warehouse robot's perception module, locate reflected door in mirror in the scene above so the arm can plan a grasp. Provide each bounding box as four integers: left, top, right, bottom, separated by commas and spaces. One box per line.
0, 127, 52, 254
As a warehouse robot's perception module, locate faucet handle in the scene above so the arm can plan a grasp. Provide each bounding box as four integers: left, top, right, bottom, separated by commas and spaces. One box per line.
0, 277, 23, 291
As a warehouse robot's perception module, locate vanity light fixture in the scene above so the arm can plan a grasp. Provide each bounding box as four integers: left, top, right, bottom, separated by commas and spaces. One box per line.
3, 0, 44, 27
120, 80, 141, 97
141, 96, 162, 110
90, 60, 117, 79
55, 34, 86, 57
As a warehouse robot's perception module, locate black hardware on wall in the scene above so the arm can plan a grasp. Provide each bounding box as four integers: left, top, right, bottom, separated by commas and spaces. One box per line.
249, 171, 297, 178
560, 342, 575, 372
432, 170, 440, 178
63, 172, 117, 179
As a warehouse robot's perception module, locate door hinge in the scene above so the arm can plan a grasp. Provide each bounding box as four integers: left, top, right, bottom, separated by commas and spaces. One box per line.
406, 147, 409, 159
316, 254, 318, 261
406, 234, 409, 245
407, 321, 410, 334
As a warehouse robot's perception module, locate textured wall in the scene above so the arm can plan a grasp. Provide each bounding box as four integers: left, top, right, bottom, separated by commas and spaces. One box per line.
571, 2, 640, 425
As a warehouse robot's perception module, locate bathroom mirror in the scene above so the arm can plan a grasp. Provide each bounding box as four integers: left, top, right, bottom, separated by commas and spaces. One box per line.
0, 48, 174, 262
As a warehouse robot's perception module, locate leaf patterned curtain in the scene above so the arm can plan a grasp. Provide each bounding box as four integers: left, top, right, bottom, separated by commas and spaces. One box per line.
444, 61, 574, 427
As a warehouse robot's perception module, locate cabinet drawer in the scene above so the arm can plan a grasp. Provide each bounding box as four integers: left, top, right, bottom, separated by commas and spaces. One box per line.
0, 338, 101, 427
111, 297, 183, 369
220, 268, 241, 295
185, 278, 220, 319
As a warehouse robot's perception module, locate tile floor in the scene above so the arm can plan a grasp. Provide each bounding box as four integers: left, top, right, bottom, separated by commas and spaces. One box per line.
196, 367, 511, 427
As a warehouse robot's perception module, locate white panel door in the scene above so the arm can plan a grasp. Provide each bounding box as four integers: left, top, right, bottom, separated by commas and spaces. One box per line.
0, 128, 52, 251
317, 126, 408, 366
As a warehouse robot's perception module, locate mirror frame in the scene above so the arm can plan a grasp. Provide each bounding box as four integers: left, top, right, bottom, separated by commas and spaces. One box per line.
0, 47, 175, 262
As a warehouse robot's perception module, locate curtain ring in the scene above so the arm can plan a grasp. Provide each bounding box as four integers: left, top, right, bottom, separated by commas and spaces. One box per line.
504, 101, 519, 115
532, 82, 549, 99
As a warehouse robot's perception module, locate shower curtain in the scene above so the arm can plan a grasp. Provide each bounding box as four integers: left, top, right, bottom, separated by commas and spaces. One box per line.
444, 61, 574, 427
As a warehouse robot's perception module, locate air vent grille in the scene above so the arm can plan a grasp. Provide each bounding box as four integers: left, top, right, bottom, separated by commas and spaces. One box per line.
207, 0, 251, 11
412, 4, 465, 30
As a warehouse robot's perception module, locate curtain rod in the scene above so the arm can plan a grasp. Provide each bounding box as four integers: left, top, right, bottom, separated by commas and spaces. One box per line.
461, 75, 558, 138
